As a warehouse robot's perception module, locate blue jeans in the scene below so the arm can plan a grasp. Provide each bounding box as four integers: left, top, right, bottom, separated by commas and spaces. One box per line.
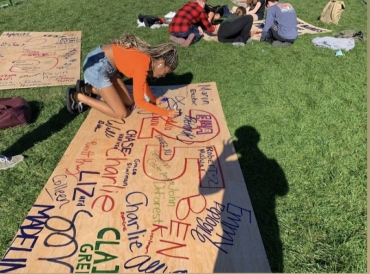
171, 25, 202, 43
222, 5, 232, 17
82, 46, 118, 89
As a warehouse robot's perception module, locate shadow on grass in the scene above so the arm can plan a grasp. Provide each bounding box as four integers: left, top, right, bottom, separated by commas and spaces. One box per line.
232, 125, 289, 272
149, 71, 194, 86
2, 102, 78, 156
28, 100, 43, 123
123, 71, 194, 86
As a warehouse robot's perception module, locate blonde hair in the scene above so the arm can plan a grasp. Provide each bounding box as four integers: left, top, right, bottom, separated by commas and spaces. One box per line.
234, 6, 246, 16
112, 33, 178, 71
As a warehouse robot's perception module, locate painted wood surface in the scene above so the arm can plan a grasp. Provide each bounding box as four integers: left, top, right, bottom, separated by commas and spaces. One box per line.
203, 18, 332, 42
0, 31, 81, 90
0, 82, 271, 273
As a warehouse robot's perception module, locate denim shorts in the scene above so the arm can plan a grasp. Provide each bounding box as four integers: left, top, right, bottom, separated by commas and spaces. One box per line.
171, 25, 202, 43
82, 46, 118, 89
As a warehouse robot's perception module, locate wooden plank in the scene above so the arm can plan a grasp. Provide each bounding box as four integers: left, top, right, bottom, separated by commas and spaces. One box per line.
0, 82, 271, 273
251, 18, 332, 41
203, 18, 332, 42
0, 31, 81, 90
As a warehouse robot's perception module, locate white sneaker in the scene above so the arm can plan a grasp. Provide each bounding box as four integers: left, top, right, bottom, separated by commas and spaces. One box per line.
232, 42, 245, 47
0, 155, 24, 170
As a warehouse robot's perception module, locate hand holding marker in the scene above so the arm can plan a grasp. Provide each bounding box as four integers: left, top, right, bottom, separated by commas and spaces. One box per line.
160, 97, 181, 117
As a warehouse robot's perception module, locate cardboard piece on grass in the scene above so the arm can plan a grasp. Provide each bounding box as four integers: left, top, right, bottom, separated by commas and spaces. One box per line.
0, 31, 81, 90
0, 82, 271, 273
203, 18, 332, 42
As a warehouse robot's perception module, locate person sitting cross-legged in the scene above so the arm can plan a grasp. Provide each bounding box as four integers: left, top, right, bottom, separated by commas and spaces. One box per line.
169, 0, 218, 47
260, 0, 298, 47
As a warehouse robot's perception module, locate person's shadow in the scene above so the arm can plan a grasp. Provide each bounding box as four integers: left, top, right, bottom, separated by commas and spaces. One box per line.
123, 71, 194, 87
197, 125, 288, 272
232, 125, 289, 272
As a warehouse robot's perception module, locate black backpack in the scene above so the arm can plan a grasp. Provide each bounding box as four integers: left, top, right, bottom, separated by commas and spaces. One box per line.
138, 14, 163, 27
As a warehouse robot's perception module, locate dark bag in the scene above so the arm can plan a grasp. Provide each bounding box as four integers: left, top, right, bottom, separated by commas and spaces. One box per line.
138, 14, 164, 27
0, 97, 32, 129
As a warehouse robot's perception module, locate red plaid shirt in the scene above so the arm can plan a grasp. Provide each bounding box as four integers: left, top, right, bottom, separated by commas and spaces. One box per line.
169, 1, 215, 33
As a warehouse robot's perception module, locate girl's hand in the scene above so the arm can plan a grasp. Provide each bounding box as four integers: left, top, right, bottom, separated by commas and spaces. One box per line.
168, 109, 181, 118
198, 26, 204, 35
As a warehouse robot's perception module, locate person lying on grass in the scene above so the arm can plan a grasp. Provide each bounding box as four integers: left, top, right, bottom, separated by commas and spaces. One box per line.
66, 33, 180, 119
205, 4, 232, 23
216, 6, 254, 44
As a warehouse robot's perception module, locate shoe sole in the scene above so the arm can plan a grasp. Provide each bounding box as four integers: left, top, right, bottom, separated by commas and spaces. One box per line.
0, 163, 18, 170
66, 87, 78, 114
76, 79, 84, 93
272, 41, 292, 47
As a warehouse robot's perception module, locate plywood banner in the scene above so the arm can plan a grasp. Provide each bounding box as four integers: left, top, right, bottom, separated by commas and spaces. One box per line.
0, 31, 81, 90
0, 83, 271, 273
203, 18, 332, 42
250, 18, 332, 41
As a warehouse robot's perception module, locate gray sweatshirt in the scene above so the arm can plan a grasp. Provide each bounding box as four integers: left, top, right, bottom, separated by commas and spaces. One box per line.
262, 2, 298, 40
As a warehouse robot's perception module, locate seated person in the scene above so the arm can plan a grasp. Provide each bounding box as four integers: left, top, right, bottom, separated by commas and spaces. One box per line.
260, 0, 298, 47
216, 6, 254, 44
169, 0, 217, 47
205, 4, 219, 22
246, 0, 266, 21
206, 4, 232, 23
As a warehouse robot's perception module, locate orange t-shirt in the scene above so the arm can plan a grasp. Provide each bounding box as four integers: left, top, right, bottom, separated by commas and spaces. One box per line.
112, 44, 170, 117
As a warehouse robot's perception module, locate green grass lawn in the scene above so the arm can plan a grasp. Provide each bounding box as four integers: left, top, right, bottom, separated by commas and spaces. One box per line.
0, 0, 367, 272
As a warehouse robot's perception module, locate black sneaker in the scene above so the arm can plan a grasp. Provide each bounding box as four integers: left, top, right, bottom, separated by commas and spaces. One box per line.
76, 79, 88, 95
66, 87, 86, 114
76, 79, 97, 98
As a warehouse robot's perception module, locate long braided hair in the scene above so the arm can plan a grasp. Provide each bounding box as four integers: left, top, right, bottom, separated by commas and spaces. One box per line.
112, 33, 178, 71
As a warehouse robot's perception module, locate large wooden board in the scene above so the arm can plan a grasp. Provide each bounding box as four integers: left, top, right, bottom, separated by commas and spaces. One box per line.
0, 82, 271, 273
0, 31, 81, 90
203, 17, 332, 42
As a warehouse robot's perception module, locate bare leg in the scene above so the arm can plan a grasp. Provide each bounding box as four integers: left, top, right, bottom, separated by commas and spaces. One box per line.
84, 76, 133, 106
76, 84, 131, 119
251, 14, 258, 21
111, 76, 134, 106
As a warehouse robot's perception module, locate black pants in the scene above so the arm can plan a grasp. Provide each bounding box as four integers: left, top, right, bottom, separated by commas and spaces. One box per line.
217, 15, 254, 43
270, 23, 296, 43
